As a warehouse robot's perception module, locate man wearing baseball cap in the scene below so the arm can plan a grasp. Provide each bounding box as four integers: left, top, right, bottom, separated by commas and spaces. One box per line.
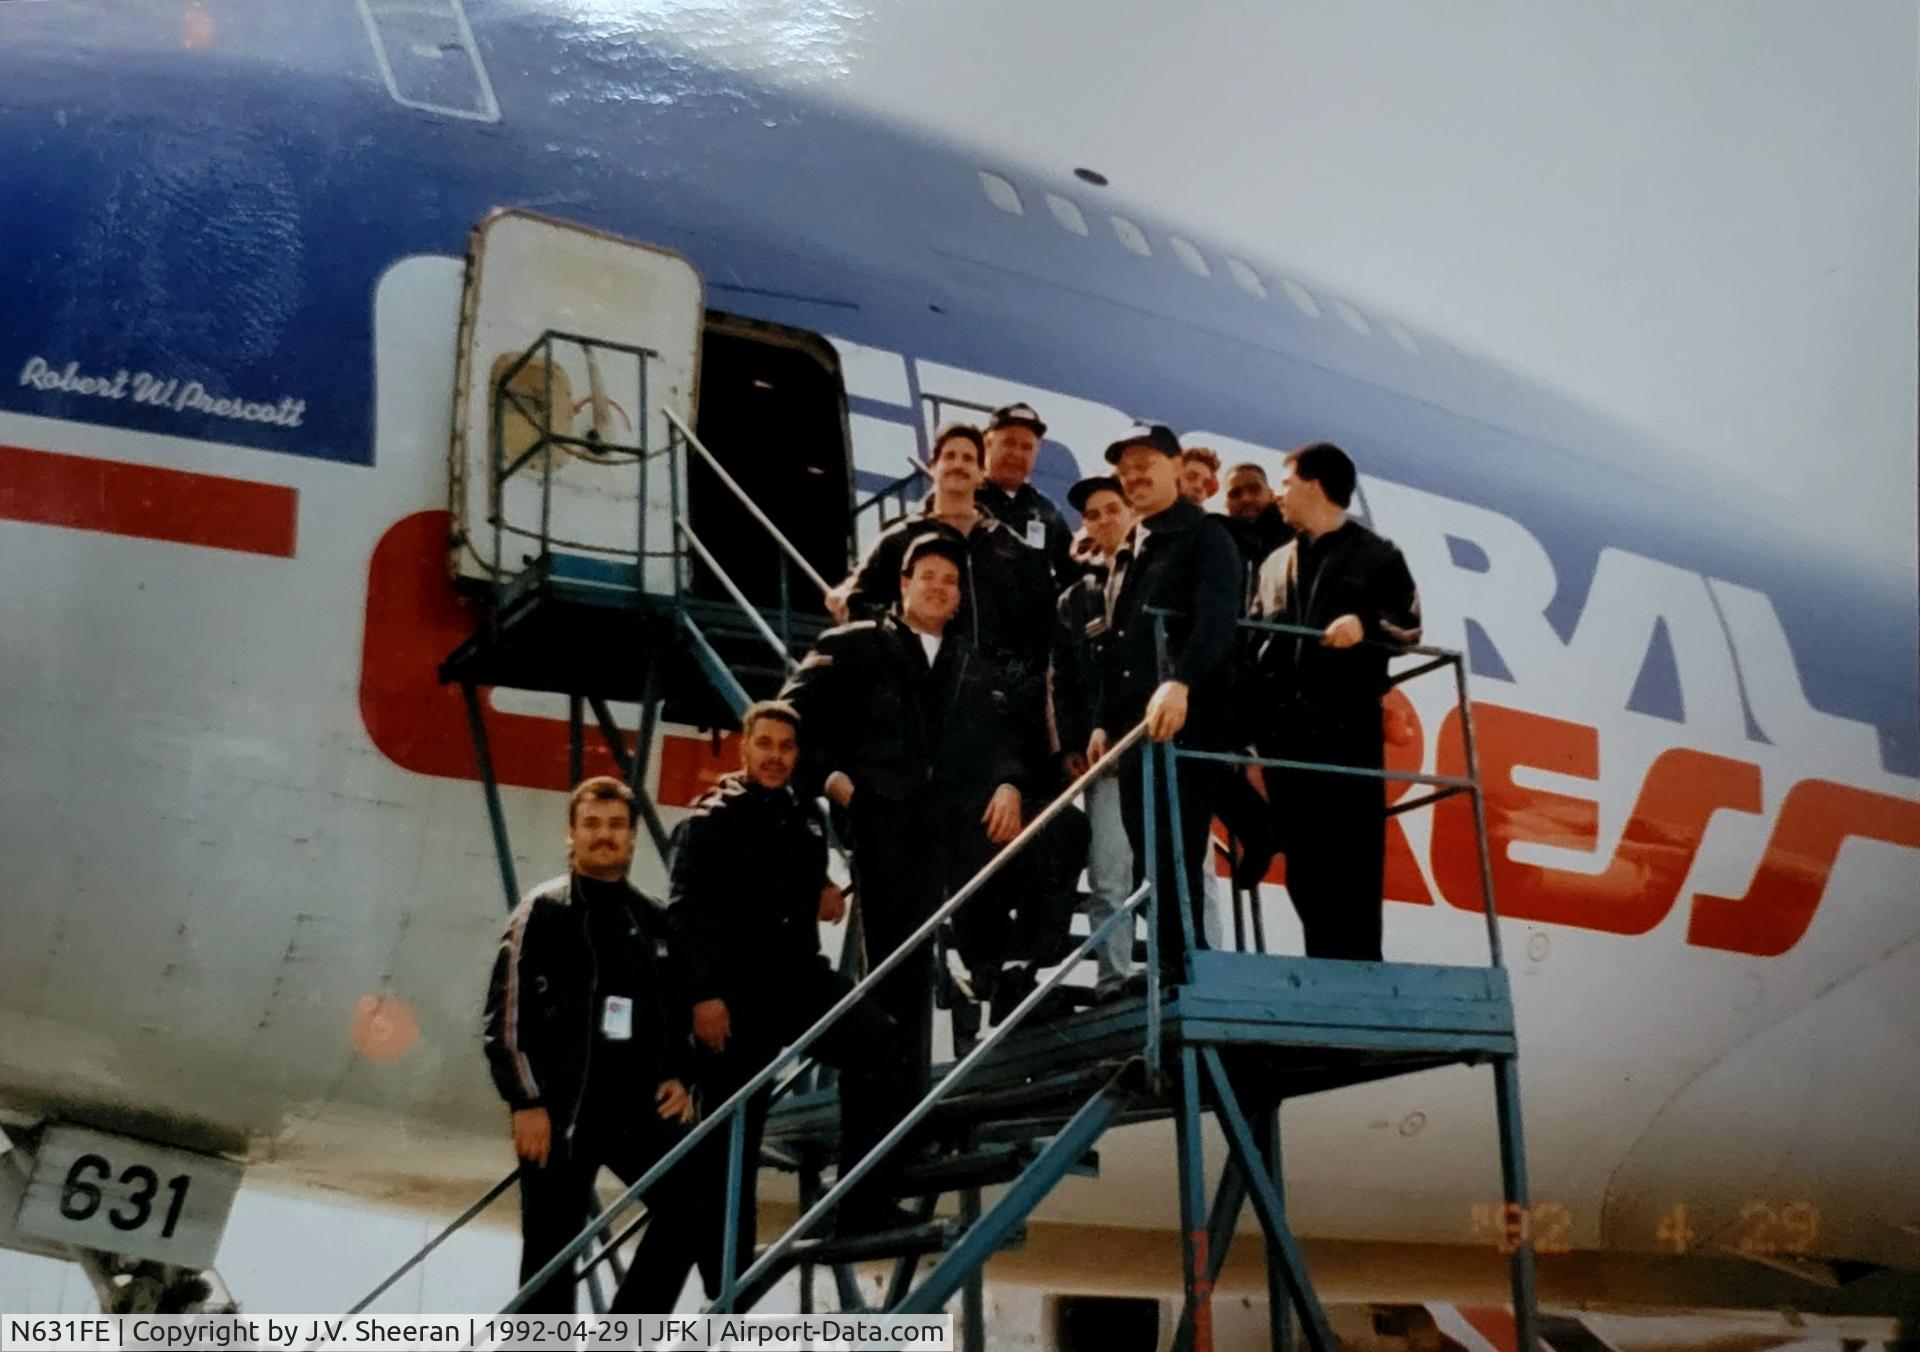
980, 402, 1075, 585
1054, 474, 1143, 999
1085, 423, 1242, 982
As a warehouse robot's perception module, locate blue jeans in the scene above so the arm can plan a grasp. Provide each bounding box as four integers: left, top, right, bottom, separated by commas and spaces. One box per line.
1083, 775, 1135, 993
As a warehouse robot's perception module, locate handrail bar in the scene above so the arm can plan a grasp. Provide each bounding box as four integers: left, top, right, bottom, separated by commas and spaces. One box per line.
664, 406, 832, 597
674, 518, 798, 673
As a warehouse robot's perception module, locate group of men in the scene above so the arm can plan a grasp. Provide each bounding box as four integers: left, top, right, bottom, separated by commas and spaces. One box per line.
481, 402, 1422, 1313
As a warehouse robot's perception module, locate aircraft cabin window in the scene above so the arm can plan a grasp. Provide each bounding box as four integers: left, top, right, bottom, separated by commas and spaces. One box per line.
1384, 318, 1420, 354
1046, 192, 1091, 237
1226, 257, 1267, 299
1169, 236, 1211, 278
1110, 214, 1152, 257
1280, 276, 1321, 318
978, 170, 1025, 215
1333, 299, 1373, 337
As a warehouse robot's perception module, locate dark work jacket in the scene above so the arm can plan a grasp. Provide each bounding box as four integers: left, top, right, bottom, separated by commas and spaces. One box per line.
842, 508, 1053, 766
976, 480, 1076, 586
1052, 554, 1113, 758
780, 613, 1025, 809
666, 772, 831, 1026
1098, 498, 1244, 749
482, 874, 693, 1136
1225, 504, 1294, 601
1251, 519, 1422, 751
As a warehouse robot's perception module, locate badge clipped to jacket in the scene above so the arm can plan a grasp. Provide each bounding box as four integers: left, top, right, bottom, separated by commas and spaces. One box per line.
1025, 519, 1047, 551
601, 994, 633, 1041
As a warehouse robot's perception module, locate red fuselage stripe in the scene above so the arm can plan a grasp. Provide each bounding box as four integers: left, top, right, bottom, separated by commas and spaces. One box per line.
0, 443, 298, 558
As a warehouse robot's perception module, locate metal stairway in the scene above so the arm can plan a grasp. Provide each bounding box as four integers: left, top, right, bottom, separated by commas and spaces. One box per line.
347, 330, 1540, 1352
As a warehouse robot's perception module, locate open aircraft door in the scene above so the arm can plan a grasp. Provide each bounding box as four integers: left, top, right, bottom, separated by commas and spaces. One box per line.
448, 209, 704, 596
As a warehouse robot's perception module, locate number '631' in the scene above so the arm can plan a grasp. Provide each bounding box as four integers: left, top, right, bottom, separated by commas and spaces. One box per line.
59, 1154, 191, 1237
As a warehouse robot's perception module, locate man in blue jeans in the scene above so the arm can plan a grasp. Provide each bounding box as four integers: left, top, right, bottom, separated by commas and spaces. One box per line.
1055, 474, 1141, 999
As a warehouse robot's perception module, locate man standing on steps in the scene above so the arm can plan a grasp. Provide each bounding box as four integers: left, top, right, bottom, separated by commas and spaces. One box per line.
829, 422, 1055, 774
978, 401, 1075, 585
782, 534, 1030, 1225
1054, 474, 1142, 1000
1252, 442, 1422, 962
643, 699, 914, 1299
1085, 424, 1244, 982
481, 776, 701, 1313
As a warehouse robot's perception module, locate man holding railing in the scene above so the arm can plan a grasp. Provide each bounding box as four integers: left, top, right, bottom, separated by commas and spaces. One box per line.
1086, 423, 1244, 982
1251, 442, 1422, 961
657, 699, 913, 1291
782, 532, 1029, 1230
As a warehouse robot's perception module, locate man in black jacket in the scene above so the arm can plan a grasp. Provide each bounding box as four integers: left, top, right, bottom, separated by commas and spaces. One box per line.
782, 535, 1028, 1100
482, 777, 700, 1313
663, 700, 914, 1263
978, 401, 1075, 585
1085, 424, 1244, 982
830, 422, 1055, 774
1252, 442, 1422, 961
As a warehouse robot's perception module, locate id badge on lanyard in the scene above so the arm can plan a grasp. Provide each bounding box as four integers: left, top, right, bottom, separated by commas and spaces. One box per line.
601, 995, 633, 1041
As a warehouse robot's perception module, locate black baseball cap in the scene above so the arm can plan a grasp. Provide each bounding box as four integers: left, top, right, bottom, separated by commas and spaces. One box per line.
1066, 474, 1125, 514
1103, 422, 1182, 465
986, 402, 1047, 437
900, 530, 968, 576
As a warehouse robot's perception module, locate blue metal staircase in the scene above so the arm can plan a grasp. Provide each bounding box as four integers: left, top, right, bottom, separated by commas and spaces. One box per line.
349, 331, 1540, 1352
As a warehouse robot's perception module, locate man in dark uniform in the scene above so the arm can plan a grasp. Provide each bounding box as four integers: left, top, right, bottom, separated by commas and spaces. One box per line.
482, 777, 700, 1313
661, 700, 915, 1270
979, 401, 1075, 585
1054, 475, 1141, 998
829, 423, 1054, 772
1085, 424, 1244, 981
1252, 442, 1422, 961
828, 426, 1078, 1016
1223, 461, 1294, 584
781, 535, 1029, 1150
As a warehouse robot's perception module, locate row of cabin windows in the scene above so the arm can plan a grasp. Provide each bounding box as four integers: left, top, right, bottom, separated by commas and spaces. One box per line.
976, 169, 1424, 357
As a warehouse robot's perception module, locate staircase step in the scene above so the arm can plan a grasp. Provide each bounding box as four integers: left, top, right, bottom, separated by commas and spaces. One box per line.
785, 1219, 957, 1266
893, 1139, 1098, 1194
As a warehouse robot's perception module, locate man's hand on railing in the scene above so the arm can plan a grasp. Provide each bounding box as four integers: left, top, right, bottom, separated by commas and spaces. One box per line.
655, 1079, 696, 1125
1086, 728, 1110, 766
824, 771, 855, 808
818, 883, 847, 925
824, 582, 852, 625
511, 1107, 552, 1168
1145, 680, 1190, 742
692, 998, 731, 1052
1321, 614, 1364, 649
982, 783, 1023, 845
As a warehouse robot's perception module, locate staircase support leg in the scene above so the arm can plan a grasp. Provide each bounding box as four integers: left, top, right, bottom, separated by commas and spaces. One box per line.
1199, 1049, 1337, 1352
1174, 1046, 1213, 1352
587, 693, 671, 862
1257, 1102, 1290, 1352
568, 694, 584, 787
461, 682, 519, 909
897, 1073, 1133, 1315
1171, 1154, 1248, 1352
797, 1157, 820, 1316
1495, 1055, 1541, 1351
960, 1188, 985, 1352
